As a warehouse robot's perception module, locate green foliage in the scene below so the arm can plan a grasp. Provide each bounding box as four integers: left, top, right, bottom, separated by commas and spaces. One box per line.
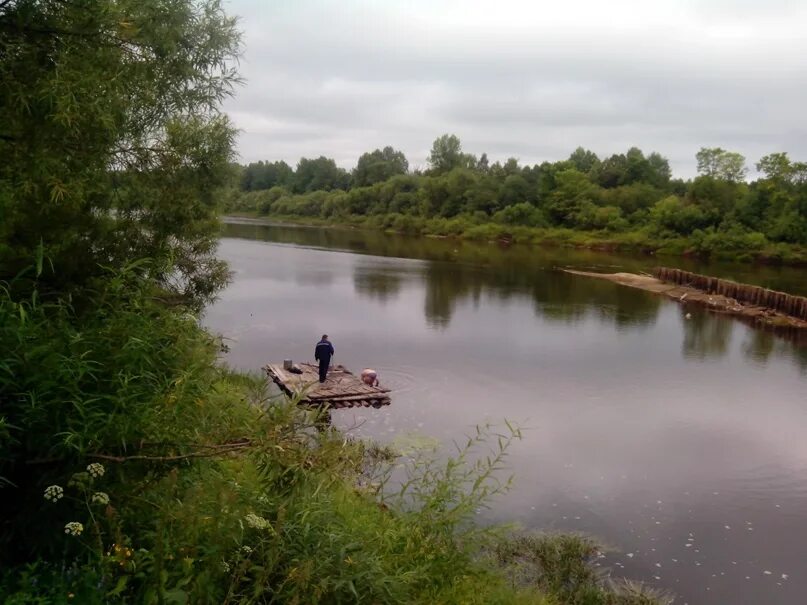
1, 0, 241, 308
649, 195, 708, 235
232, 141, 807, 261
568, 147, 601, 174
0, 266, 250, 561
354, 146, 409, 187
428, 134, 476, 175
494, 203, 548, 228
495, 534, 672, 604
240, 160, 294, 191
696, 147, 747, 182
293, 156, 350, 193
545, 169, 601, 226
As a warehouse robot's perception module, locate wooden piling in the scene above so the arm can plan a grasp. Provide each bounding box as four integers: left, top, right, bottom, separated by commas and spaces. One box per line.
652, 267, 807, 321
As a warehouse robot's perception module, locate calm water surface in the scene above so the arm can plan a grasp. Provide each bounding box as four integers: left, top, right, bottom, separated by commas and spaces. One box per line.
206, 219, 807, 605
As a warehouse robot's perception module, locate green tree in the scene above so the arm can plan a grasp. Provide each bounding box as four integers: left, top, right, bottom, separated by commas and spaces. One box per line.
545, 169, 601, 226
353, 146, 408, 187
293, 156, 349, 193
1, 0, 241, 307
499, 174, 534, 207
646, 151, 672, 187
649, 195, 708, 235
696, 147, 748, 182
594, 153, 628, 188
568, 147, 600, 174
756, 152, 793, 182
427, 134, 474, 174
475, 152, 490, 173
241, 160, 294, 191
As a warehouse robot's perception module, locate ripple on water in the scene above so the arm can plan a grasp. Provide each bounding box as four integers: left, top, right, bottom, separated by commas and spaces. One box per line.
373, 366, 419, 394
730, 464, 807, 508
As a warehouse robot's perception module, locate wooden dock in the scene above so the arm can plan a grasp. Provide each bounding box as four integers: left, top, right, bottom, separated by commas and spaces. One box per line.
264, 363, 391, 408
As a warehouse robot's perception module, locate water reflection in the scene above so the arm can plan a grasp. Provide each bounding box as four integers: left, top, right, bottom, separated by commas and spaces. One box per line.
353, 263, 404, 304
224, 219, 807, 296
742, 329, 807, 371
222, 219, 807, 371
682, 310, 734, 360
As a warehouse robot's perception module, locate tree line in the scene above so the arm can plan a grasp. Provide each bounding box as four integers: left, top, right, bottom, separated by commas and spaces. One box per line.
231, 135, 807, 257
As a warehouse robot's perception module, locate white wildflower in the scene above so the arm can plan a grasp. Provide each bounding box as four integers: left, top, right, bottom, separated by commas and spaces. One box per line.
241, 545, 253, 554
64, 522, 84, 536
91, 492, 110, 506
221, 561, 231, 573
87, 463, 105, 478
44, 485, 64, 502
244, 512, 270, 530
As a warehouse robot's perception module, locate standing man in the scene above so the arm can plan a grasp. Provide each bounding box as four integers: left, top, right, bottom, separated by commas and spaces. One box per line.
314, 334, 334, 383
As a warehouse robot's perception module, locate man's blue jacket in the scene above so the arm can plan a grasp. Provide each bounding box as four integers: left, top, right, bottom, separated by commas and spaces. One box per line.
315, 339, 334, 363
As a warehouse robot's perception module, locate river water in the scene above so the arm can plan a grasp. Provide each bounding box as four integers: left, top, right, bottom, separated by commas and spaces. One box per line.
206, 218, 807, 605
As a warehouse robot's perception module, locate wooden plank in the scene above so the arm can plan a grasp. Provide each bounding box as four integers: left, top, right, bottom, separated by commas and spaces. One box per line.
307, 379, 391, 396
323, 393, 391, 401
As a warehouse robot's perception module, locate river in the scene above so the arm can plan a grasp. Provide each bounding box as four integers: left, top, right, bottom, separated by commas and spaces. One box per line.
205, 218, 807, 605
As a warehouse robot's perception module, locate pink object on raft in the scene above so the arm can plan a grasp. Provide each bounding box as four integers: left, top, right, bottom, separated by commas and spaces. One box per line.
361, 368, 379, 386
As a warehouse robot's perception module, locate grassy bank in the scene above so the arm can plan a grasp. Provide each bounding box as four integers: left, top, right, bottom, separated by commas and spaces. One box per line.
0, 268, 666, 604
227, 210, 807, 266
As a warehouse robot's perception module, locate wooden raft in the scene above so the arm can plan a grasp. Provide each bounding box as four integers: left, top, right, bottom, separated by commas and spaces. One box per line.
264, 363, 391, 409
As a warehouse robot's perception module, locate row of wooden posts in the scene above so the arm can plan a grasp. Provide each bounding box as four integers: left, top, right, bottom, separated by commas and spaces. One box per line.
652, 267, 807, 321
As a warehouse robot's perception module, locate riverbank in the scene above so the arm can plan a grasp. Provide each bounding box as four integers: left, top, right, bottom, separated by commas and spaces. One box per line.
225, 212, 807, 267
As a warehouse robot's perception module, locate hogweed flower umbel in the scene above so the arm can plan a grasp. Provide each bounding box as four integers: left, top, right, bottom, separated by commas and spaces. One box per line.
64, 522, 84, 536
244, 512, 270, 530
87, 463, 105, 478
44, 485, 64, 502
92, 492, 110, 506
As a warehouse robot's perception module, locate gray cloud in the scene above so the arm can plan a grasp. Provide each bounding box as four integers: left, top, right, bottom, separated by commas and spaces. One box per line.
223, 0, 807, 177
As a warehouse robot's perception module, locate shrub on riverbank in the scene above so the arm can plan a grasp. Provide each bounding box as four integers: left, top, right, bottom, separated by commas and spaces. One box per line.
230, 202, 807, 266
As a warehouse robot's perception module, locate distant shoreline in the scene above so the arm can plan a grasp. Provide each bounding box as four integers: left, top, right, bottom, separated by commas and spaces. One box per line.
221, 213, 807, 268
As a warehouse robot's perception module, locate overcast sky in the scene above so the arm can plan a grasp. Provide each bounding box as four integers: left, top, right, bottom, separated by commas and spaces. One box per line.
223, 0, 807, 178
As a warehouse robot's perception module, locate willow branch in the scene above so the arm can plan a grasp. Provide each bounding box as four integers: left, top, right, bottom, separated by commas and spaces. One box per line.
88, 441, 253, 463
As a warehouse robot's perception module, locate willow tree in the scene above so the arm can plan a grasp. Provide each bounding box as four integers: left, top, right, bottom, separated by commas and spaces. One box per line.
0, 0, 241, 307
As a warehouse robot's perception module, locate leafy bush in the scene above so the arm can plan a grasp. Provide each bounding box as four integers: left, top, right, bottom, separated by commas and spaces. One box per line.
493, 202, 548, 227
648, 196, 709, 235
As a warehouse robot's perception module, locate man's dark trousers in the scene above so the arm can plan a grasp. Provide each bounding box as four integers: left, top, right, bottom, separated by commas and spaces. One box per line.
315, 338, 335, 383
318, 357, 330, 383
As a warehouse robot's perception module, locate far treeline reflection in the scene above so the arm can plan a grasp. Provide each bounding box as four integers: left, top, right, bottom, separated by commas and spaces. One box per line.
223, 221, 807, 371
